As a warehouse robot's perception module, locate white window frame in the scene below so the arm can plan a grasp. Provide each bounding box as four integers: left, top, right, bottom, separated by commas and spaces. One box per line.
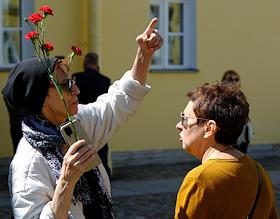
0, 0, 34, 69
150, 0, 196, 71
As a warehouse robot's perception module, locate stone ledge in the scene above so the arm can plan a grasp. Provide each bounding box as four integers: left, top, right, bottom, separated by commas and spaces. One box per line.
247, 144, 280, 160
1, 144, 280, 171
112, 144, 280, 168
0, 157, 12, 176
112, 148, 196, 168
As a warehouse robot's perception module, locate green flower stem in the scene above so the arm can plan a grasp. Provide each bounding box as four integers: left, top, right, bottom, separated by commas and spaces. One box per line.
49, 75, 78, 140
36, 25, 42, 57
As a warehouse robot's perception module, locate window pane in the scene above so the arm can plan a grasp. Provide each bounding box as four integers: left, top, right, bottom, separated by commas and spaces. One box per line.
3, 31, 20, 64
150, 4, 159, 19
168, 3, 183, 32
150, 4, 160, 29
168, 35, 183, 65
151, 50, 162, 65
3, 0, 20, 27
150, 4, 161, 65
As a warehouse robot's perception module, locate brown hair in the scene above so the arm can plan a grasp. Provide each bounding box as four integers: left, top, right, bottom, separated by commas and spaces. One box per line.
187, 82, 249, 145
222, 70, 240, 82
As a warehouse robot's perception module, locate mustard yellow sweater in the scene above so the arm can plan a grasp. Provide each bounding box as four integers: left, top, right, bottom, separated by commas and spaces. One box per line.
174, 155, 279, 219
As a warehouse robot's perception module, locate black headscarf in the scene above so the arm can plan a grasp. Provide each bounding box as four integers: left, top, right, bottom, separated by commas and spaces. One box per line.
2, 57, 59, 115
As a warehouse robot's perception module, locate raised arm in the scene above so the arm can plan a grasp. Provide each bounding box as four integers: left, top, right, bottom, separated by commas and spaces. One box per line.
131, 18, 163, 84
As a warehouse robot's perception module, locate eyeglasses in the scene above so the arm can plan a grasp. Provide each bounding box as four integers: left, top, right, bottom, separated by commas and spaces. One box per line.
228, 77, 240, 82
50, 77, 76, 92
180, 112, 209, 128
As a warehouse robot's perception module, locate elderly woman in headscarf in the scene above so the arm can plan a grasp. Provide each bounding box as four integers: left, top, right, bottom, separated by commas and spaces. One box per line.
3, 18, 162, 219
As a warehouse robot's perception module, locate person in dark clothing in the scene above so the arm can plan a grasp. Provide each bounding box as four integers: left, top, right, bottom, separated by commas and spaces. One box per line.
221, 70, 254, 153
3, 97, 22, 153
74, 52, 111, 178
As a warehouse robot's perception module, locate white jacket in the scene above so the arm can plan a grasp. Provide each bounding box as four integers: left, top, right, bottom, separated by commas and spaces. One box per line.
9, 71, 150, 219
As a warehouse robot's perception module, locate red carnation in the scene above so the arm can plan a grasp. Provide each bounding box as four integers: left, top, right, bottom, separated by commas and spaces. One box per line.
25, 31, 39, 40
42, 43, 54, 52
40, 6, 53, 16
71, 46, 82, 56
28, 13, 43, 24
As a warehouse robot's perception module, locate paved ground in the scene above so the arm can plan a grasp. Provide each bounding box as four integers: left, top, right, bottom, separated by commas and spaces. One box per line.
1, 156, 280, 219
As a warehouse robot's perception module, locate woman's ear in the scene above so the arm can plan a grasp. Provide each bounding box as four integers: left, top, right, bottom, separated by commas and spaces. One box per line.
204, 120, 218, 138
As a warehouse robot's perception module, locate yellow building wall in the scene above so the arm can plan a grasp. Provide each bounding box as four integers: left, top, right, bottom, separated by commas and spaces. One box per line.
0, 73, 13, 156
196, 0, 280, 144
1, 0, 280, 157
99, 0, 280, 151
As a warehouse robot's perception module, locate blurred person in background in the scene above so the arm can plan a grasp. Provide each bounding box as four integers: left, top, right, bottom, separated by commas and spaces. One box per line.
74, 52, 112, 178
222, 70, 253, 153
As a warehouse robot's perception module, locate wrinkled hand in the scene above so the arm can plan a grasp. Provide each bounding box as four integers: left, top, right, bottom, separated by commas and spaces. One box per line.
136, 18, 163, 54
60, 140, 95, 185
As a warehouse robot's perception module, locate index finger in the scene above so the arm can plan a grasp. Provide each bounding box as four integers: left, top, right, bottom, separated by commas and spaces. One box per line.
144, 18, 158, 36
